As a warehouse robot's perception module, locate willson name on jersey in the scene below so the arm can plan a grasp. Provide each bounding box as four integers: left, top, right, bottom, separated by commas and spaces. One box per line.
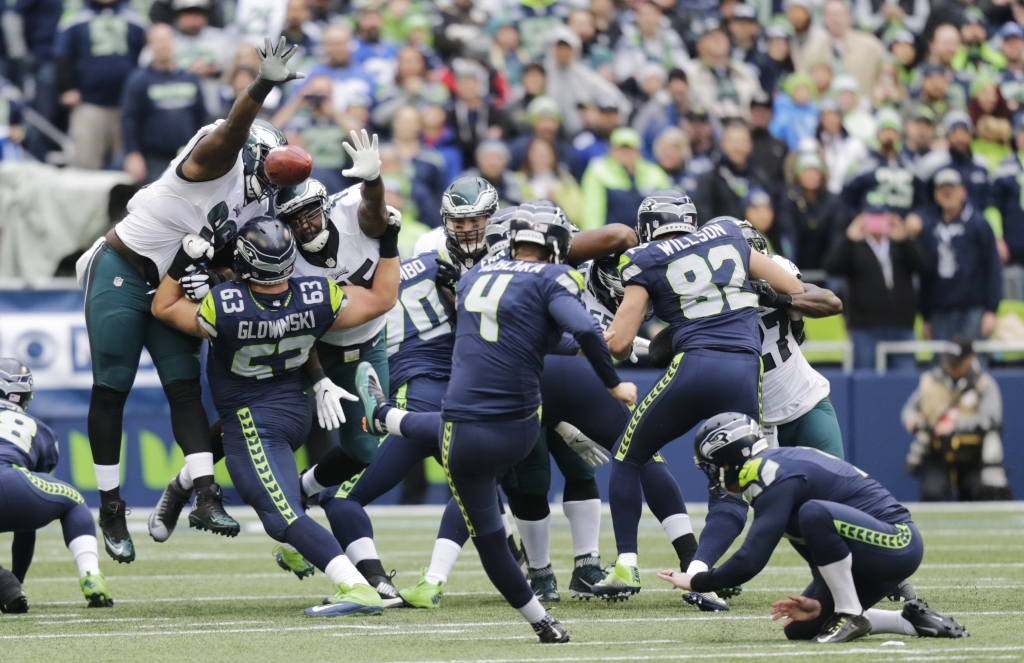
237, 311, 319, 340
653, 223, 729, 256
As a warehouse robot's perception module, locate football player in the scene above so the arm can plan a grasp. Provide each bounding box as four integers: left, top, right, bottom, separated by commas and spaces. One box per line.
660, 412, 968, 644
79, 37, 303, 562
150, 216, 400, 617
0, 360, 112, 610
591, 190, 803, 600
358, 211, 636, 642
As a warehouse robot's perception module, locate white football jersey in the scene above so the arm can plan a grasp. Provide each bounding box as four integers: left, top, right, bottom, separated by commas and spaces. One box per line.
759, 255, 830, 427
114, 122, 268, 280
413, 226, 447, 257
293, 185, 385, 347
580, 262, 615, 331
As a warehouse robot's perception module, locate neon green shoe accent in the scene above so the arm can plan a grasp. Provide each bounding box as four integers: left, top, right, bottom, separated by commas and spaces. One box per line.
591, 561, 641, 600
272, 544, 315, 580
80, 572, 113, 608
398, 568, 444, 609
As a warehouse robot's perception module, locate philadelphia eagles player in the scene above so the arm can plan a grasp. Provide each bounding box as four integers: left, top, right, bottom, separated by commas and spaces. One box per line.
79, 37, 303, 563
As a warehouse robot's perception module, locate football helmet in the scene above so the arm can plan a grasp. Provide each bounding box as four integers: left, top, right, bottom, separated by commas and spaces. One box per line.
694, 412, 769, 497
485, 205, 518, 257
275, 179, 332, 252
588, 255, 625, 312
718, 217, 769, 256
441, 177, 499, 268
0, 359, 33, 410
233, 216, 297, 285
242, 120, 288, 203
509, 209, 573, 265
637, 190, 697, 243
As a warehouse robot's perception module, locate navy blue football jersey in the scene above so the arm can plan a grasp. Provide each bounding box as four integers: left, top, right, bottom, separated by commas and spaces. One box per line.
385, 252, 457, 392
198, 277, 345, 411
442, 258, 618, 422
618, 220, 760, 355
0, 401, 60, 474
841, 151, 926, 218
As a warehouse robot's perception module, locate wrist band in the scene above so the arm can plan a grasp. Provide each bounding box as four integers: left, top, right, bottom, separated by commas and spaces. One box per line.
247, 75, 275, 103
775, 293, 793, 310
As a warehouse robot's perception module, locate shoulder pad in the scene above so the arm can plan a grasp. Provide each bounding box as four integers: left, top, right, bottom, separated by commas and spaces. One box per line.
739, 456, 781, 503
553, 268, 585, 296
770, 255, 802, 279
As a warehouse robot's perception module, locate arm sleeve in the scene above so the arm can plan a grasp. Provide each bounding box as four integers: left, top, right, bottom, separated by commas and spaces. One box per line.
547, 331, 581, 356
689, 479, 801, 592
120, 73, 144, 154
197, 292, 219, 337
546, 278, 620, 389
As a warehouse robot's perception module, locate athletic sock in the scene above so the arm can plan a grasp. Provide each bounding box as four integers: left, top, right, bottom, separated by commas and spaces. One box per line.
345, 537, 380, 567
324, 555, 369, 587
67, 535, 101, 578
562, 499, 601, 558
515, 515, 551, 569
185, 452, 215, 491
301, 468, 326, 498
94, 465, 120, 496
661, 513, 697, 570
866, 608, 918, 636
355, 558, 387, 580
425, 538, 462, 585
382, 406, 405, 433
517, 597, 547, 624
177, 465, 194, 491
817, 554, 862, 615
501, 510, 513, 537
617, 552, 638, 567
686, 560, 709, 575
671, 534, 699, 572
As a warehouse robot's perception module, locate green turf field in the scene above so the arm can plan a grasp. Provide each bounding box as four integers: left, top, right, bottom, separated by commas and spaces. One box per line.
2, 503, 1022, 663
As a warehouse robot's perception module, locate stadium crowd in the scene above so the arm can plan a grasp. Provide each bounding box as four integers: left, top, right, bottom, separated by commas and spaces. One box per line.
2, 0, 1024, 367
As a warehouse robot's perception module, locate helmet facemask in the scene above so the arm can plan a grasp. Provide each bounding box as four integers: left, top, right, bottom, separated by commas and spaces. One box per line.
444, 214, 490, 268
283, 201, 329, 252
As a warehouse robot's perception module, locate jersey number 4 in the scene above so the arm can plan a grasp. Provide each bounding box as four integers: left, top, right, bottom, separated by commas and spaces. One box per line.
465, 274, 513, 342
665, 245, 757, 319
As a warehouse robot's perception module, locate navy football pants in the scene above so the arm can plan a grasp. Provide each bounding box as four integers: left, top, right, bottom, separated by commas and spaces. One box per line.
0, 464, 94, 547
785, 500, 924, 640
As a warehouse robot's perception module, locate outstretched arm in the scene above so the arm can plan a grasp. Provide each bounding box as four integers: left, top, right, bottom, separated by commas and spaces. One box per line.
341, 129, 388, 238
152, 275, 209, 338
749, 251, 804, 295
567, 225, 639, 266
791, 283, 842, 318
330, 257, 400, 331
181, 37, 303, 182
606, 285, 649, 361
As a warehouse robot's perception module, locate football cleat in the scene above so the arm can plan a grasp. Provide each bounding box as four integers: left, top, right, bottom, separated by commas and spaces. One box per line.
98, 500, 135, 563
366, 571, 407, 608
188, 483, 240, 537
532, 614, 570, 643
591, 560, 641, 600
305, 582, 384, 617
0, 568, 27, 613
717, 586, 743, 599
355, 362, 389, 436
887, 580, 918, 602
297, 469, 312, 511
901, 599, 969, 638
569, 554, 604, 600
149, 476, 192, 542
398, 568, 444, 609
80, 571, 113, 608
528, 565, 559, 602
273, 544, 315, 580
683, 591, 730, 612
813, 612, 872, 644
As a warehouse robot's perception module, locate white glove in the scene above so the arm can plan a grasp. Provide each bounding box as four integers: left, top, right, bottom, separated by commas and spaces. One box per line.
342, 129, 381, 180
255, 36, 304, 85
629, 337, 650, 364
182, 234, 213, 261
555, 422, 609, 468
386, 205, 402, 228
312, 377, 358, 430
180, 266, 212, 302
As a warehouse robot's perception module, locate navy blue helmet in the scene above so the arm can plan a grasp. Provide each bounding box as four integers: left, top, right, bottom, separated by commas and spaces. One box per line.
0, 358, 34, 410
509, 208, 573, 265
694, 412, 768, 497
233, 216, 297, 285
485, 205, 518, 257
637, 190, 697, 243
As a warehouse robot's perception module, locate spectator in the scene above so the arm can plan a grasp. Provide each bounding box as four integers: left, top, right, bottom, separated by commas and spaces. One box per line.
748, 89, 788, 195
770, 72, 820, 150
148, 0, 224, 27
967, 74, 1014, 127
801, 0, 886, 95
571, 96, 621, 181
55, 0, 146, 169
694, 120, 772, 223
544, 26, 629, 137
488, 20, 530, 93
0, 76, 25, 161
633, 68, 691, 155
566, 8, 614, 77
371, 45, 450, 131
508, 96, 575, 174
890, 30, 919, 86
683, 25, 762, 115
381, 0, 430, 47
910, 63, 966, 127
781, 151, 845, 270
833, 74, 876, 145
817, 97, 868, 195
652, 126, 691, 191
515, 137, 583, 224
901, 105, 937, 174
986, 117, 1024, 266
744, 186, 795, 256
590, 0, 624, 53
918, 112, 991, 211
217, 44, 271, 119
974, 115, 1013, 173
902, 336, 1012, 501
447, 58, 511, 169
279, 0, 320, 64
685, 105, 717, 180
786, 0, 826, 71
433, 0, 486, 61
391, 104, 448, 227
505, 62, 547, 135
764, 22, 796, 93
612, 0, 690, 86
580, 126, 670, 230
951, 9, 1005, 81
919, 168, 1002, 341
169, 0, 232, 117
421, 101, 463, 182
120, 23, 205, 184
378, 144, 438, 236
4, 0, 63, 160
997, 22, 1024, 110
299, 24, 376, 112
728, 4, 776, 94
462, 139, 524, 208
823, 202, 928, 370
351, 6, 399, 87
507, 0, 572, 61
856, 0, 931, 38
923, 0, 976, 43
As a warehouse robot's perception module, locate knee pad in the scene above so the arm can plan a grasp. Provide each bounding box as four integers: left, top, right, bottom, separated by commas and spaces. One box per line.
90, 385, 129, 413
512, 492, 550, 521
162, 378, 202, 404
563, 479, 599, 503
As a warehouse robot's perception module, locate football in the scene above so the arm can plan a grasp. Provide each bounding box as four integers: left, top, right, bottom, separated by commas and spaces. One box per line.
264, 145, 313, 187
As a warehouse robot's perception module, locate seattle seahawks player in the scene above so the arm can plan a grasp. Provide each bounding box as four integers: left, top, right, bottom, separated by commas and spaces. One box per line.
591, 191, 803, 600
150, 216, 399, 617
363, 214, 637, 642
0, 359, 112, 610
659, 412, 968, 644
80, 37, 303, 562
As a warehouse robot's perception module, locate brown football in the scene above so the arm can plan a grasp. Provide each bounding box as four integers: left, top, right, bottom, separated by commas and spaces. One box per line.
264, 145, 314, 187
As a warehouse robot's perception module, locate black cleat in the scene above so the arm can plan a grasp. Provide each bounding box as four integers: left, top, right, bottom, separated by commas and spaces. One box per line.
532, 614, 570, 643
902, 599, 969, 638
297, 469, 312, 512
887, 580, 918, 602
0, 568, 28, 613
366, 571, 407, 608
683, 591, 730, 612
813, 612, 872, 644
98, 500, 135, 563
188, 483, 240, 537
568, 555, 604, 600
529, 565, 560, 602
149, 476, 193, 542
355, 362, 389, 436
